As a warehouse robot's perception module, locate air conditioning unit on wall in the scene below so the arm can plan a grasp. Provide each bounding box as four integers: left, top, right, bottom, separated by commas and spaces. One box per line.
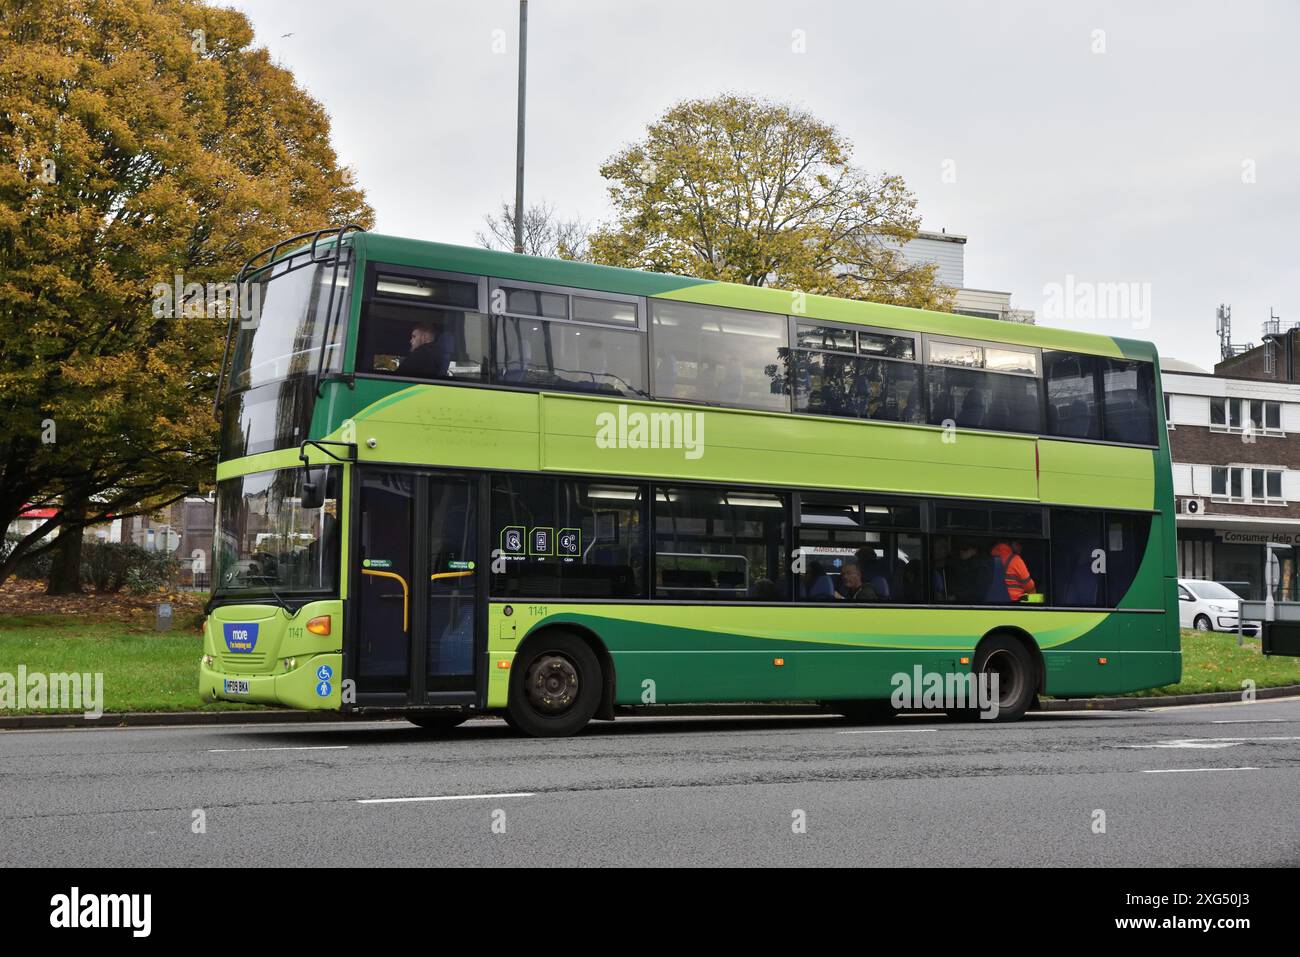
1180, 498, 1205, 516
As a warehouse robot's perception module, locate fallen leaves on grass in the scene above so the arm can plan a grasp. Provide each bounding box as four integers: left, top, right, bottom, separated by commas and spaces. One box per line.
0, 579, 207, 629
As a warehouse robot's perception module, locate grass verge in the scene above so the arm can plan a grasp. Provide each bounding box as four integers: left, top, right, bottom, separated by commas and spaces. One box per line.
0, 614, 255, 714
1123, 628, 1300, 697
1, 618, 1297, 715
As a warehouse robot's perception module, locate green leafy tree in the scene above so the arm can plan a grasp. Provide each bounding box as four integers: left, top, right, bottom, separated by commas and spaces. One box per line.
588, 94, 952, 309
0, 0, 373, 590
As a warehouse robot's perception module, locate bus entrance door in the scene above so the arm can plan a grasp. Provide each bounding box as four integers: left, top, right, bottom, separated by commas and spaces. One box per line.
353, 469, 480, 709
422, 476, 478, 697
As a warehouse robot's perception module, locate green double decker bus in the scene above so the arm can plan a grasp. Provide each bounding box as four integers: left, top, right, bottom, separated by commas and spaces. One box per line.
200, 225, 1179, 736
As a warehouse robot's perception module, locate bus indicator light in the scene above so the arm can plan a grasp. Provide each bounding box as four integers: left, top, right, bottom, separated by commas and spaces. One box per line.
497, 660, 511, 670
306, 616, 331, 636
1098, 657, 1108, 665
773, 657, 785, 667
960, 657, 970, 665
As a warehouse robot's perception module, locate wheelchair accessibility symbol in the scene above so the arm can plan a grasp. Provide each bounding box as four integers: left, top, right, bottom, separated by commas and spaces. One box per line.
316, 664, 333, 682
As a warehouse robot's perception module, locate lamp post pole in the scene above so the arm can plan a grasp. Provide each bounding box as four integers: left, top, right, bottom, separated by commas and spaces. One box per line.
513, 0, 528, 254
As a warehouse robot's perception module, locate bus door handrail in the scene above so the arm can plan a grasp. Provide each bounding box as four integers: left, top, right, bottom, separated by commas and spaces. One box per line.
358, 569, 475, 634
431, 571, 474, 583
361, 568, 409, 632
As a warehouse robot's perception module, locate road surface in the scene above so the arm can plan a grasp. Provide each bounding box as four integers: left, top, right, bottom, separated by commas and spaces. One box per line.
2, 698, 1298, 867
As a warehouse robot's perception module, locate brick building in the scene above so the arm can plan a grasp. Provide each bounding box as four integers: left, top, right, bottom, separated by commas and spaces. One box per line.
1215, 322, 1300, 382
1164, 351, 1300, 600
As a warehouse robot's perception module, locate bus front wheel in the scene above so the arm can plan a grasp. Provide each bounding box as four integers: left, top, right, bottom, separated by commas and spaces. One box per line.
507, 632, 602, 737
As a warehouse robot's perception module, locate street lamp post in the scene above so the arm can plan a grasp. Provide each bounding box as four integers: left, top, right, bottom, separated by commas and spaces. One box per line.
513, 0, 528, 254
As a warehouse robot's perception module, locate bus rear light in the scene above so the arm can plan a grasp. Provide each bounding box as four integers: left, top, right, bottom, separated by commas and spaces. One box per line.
306, 616, 331, 636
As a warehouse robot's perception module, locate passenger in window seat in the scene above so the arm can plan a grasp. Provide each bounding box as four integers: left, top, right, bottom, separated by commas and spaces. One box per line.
835, 561, 878, 602
397, 322, 452, 379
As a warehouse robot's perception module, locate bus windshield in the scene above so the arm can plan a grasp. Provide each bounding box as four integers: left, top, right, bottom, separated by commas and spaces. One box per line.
227, 253, 351, 395
213, 467, 341, 599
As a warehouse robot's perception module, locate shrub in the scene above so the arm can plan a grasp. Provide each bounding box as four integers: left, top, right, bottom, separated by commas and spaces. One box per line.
3, 532, 54, 580
81, 542, 176, 594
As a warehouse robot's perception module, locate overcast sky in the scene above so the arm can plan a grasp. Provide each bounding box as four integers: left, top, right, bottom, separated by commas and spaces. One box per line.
224, 0, 1299, 371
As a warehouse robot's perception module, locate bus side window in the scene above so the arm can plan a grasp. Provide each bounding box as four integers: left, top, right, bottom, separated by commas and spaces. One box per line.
654, 487, 789, 601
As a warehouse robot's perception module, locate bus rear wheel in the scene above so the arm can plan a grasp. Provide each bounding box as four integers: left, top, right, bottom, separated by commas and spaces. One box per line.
507, 632, 602, 737
406, 713, 468, 735
967, 635, 1037, 721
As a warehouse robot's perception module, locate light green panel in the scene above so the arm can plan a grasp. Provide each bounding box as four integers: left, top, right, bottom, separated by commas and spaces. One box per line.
539, 393, 1040, 500
215, 446, 351, 481
1037, 440, 1155, 510
343, 384, 543, 470
329, 386, 1047, 501
490, 602, 1108, 652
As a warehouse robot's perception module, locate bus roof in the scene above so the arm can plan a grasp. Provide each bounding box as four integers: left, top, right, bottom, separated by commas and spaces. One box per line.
347, 231, 1158, 364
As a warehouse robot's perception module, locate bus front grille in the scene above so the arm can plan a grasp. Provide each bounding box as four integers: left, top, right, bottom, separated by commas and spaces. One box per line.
219, 653, 271, 673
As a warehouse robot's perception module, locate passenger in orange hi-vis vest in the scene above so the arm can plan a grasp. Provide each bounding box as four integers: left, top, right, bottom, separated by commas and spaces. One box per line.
991, 542, 1037, 602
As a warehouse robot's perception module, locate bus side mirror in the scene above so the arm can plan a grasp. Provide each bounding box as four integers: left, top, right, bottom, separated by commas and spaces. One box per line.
301, 467, 328, 510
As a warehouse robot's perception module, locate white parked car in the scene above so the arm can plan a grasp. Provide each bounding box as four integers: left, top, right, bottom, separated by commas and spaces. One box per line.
1177, 578, 1259, 636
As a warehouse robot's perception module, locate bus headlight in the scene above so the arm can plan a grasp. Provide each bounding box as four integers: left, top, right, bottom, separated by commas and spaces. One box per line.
201, 655, 214, 668
283, 657, 297, 672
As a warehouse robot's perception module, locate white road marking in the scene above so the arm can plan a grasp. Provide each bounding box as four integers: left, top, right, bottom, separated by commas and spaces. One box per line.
1125, 736, 1300, 749
1144, 695, 1300, 711
358, 792, 534, 804
1211, 719, 1288, 724
207, 745, 350, 753
1141, 767, 1259, 774
836, 728, 937, 735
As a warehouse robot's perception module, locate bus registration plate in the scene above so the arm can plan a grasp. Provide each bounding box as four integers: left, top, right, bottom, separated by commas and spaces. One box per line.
224, 678, 250, 695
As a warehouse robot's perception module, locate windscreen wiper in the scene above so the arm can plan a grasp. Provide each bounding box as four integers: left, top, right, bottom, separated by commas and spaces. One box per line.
266, 583, 302, 620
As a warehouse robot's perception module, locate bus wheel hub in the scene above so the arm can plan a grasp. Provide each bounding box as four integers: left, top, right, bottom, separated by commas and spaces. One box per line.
528, 655, 579, 714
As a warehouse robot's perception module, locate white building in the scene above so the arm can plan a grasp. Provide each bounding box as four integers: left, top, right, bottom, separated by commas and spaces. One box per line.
894, 230, 1035, 324
1163, 358, 1300, 598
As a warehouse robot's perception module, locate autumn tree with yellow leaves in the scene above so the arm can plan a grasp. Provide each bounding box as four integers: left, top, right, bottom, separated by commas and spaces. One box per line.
588, 95, 952, 310
0, 0, 373, 590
